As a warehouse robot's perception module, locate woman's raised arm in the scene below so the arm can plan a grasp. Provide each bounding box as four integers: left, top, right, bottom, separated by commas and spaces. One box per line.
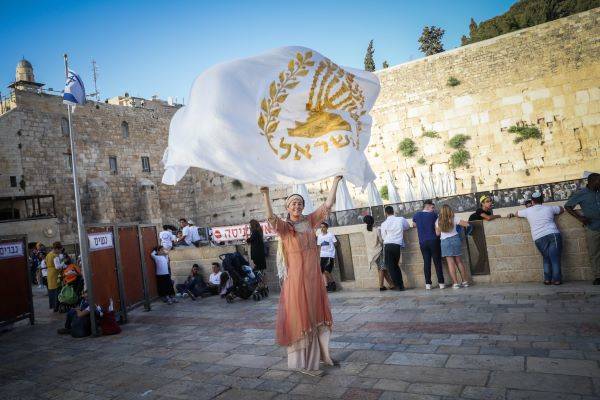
260, 187, 274, 219
325, 176, 343, 209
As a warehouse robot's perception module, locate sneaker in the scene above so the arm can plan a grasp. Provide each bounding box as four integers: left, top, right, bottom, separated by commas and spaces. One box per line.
439, 284, 446, 289
452, 284, 461, 289
462, 281, 470, 287
425, 284, 431, 290
181, 292, 189, 298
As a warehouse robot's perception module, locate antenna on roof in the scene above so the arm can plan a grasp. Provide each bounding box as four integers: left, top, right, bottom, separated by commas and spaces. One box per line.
90, 59, 100, 102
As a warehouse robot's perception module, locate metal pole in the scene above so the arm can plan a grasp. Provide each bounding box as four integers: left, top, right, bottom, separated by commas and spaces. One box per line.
64, 54, 97, 336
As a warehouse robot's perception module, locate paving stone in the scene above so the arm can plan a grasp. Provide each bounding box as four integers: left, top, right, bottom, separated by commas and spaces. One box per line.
548, 350, 585, 359
341, 388, 383, 400
506, 389, 582, 400
461, 386, 506, 400
373, 379, 410, 392
385, 352, 448, 367
215, 388, 278, 400
217, 354, 281, 369
378, 392, 441, 400
446, 355, 524, 371
436, 345, 480, 355
406, 382, 463, 396
289, 383, 348, 398
344, 350, 391, 363
526, 357, 600, 377
488, 371, 594, 395
256, 379, 298, 393
361, 364, 488, 386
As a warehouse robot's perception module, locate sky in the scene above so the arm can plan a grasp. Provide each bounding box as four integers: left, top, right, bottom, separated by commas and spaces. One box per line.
1, 0, 517, 102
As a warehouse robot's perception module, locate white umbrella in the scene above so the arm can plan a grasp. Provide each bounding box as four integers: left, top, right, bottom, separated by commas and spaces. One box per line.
419, 172, 432, 200
335, 178, 355, 211
292, 183, 315, 214
449, 171, 457, 195
366, 181, 383, 206
402, 173, 416, 202
434, 173, 445, 197
385, 171, 401, 203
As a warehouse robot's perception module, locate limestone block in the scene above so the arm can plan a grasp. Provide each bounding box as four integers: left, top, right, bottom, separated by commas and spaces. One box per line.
590, 87, 600, 101
575, 90, 590, 103
454, 95, 474, 108
502, 95, 524, 106
581, 114, 600, 127
575, 104, 589, 117
528, 88, 551, 101
522, 102, 534, 115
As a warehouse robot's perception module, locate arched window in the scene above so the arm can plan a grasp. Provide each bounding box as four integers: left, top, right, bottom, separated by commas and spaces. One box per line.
61, 117, 69, 136
121, 121, 129, 138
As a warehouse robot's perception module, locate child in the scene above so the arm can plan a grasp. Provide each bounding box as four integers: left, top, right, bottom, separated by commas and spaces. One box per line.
151, 246, 177, 304
435, 205, 471, 289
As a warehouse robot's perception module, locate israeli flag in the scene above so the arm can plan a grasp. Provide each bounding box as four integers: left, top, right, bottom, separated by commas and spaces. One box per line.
63, 70, 86, 107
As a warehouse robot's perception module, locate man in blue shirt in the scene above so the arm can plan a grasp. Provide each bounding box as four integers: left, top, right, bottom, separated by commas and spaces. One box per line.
412, 200, 445, 290
565, 173, 600, 285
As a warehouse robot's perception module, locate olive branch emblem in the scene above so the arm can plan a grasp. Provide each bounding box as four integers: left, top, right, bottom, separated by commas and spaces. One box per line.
258, 51, 315, 153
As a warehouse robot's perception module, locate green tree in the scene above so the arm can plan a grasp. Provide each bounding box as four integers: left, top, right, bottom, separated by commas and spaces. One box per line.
364, 40, 375, 72
418, 26, 445, 56
462, 0, 600, 45
382, 60, 389, 68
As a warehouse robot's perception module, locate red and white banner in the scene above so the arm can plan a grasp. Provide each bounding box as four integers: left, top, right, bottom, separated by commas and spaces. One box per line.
211, 221, 277, 243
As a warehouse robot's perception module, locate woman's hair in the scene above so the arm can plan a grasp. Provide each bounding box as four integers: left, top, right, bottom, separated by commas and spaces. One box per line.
249, 219, 262, 233
438, 204, 455, 233
363, 215, 375, 231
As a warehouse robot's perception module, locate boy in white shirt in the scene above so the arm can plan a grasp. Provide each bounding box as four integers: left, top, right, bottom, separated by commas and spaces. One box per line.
159, 225, 177, 250
207, 262, 222, 295
317, 222, 337, 292
515, 191, 564, 285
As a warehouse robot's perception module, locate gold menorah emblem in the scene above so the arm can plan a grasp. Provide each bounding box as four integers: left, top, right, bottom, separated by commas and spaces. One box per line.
258, 51, 366, 161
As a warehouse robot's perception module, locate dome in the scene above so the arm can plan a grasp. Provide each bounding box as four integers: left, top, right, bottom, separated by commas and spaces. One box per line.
15, 58, 35, 83
17, 59, 33, 69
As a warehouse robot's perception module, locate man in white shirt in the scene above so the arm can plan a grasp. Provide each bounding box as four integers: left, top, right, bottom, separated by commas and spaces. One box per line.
178, 219, 201, 247
207, 262, 222, 295
159, 225, 177, 250
317, 222, 338, 292
516, 191, 564, 285
380, 205, 411, 290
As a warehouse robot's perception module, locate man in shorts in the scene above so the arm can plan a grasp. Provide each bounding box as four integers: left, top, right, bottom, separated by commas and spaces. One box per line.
317, 222, 337, 292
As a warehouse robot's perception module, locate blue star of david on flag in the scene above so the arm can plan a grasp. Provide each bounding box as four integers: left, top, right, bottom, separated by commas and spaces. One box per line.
63, 70, 86, 107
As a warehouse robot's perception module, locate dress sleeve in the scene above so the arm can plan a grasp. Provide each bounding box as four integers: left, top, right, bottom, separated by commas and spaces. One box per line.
268, 215, 292, 236
308, 204, 332, 229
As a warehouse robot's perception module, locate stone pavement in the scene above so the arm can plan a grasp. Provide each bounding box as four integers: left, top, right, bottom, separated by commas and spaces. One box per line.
1, 283, 600, 400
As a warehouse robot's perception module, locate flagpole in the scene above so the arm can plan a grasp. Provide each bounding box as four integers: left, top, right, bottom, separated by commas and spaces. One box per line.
64, 54, 97, 336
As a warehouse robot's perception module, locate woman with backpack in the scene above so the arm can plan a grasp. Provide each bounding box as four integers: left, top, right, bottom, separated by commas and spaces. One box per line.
435, 205, 471, 289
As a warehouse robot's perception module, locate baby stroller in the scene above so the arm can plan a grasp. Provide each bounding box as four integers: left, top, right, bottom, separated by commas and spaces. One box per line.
219, 252, 269, 303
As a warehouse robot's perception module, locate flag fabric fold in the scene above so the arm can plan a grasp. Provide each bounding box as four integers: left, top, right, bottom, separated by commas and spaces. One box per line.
63, 70, 86, 107
161, 46, 380, 188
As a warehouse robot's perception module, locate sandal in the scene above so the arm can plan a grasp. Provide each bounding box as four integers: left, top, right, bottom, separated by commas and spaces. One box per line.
543, 281, 551, 285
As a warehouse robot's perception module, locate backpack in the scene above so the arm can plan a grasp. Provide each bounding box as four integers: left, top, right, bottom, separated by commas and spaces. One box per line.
58, 284, 78, 305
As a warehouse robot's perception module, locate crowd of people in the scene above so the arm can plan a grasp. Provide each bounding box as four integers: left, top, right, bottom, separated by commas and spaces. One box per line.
358, 172, 600, 291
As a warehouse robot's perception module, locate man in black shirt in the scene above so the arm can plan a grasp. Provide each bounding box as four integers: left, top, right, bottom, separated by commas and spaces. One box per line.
469, 195, 502, 222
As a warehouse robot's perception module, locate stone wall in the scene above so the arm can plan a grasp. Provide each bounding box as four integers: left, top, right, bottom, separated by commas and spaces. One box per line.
0, 91, 199, 243
366, 8, 600, 201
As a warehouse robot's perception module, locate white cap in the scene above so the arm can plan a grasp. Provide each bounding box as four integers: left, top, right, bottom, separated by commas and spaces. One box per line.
532, 191, 542, 199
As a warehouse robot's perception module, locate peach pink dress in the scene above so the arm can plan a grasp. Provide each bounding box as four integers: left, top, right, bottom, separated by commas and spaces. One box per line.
269, 204, 334, 370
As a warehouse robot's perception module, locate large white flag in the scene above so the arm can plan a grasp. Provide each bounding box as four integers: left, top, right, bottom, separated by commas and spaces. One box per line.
162, 46, 380, 188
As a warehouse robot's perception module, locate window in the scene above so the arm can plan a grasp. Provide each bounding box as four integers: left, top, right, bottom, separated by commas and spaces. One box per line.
109, 156, 118, 174
121, 121, 129, 138
61, 117, 69, 136
141, 156, 151, 172
10, 176, 17, 187
64, 154, 73, 172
